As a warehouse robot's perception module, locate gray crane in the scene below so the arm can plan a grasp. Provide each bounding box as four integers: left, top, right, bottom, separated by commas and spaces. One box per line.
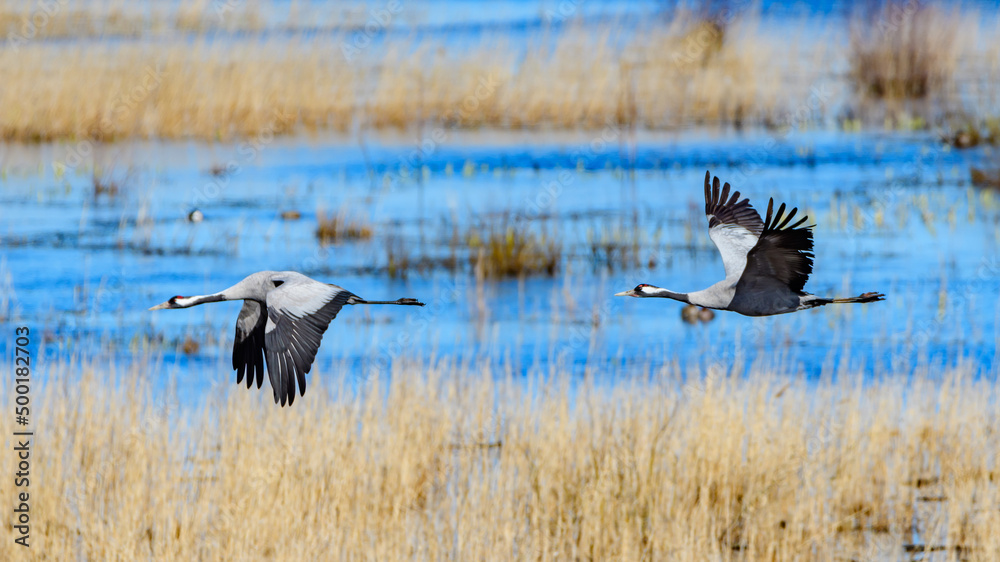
616, 171, 885, 316
150, 271, 424, 406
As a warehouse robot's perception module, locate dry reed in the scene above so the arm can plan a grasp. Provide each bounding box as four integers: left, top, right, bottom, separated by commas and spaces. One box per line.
848, 5, 962, 101
316, 209, 374, 244
2, 354, 1000, 560
0, 15, 813, 142
4, 4, 999, 141
468, 219, 561, 279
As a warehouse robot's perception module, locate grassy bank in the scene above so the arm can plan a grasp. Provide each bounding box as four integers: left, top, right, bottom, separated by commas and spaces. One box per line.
2, 6, 994, 142
2, 356, 999, 559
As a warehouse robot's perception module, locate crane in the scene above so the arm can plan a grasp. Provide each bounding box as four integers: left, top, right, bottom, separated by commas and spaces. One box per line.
615, 171, 885, 316
150, 271, 424, 406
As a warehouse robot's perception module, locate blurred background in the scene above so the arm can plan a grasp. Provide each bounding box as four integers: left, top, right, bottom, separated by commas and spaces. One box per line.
1, 0, 998, 399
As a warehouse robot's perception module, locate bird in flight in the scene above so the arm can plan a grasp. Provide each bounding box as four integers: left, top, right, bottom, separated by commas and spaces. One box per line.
616, 171, 885, 316
150, 271, 424, 406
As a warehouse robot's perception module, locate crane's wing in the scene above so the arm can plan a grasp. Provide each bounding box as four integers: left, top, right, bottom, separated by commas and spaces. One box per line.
704, 171, 764, 281
263, 277, 356, 406
736, 198, 813, 294
233, 300, 267, 390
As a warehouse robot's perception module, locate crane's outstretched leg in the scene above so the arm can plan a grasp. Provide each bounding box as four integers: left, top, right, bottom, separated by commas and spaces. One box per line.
827, 292, 886, 304
799, 292, 885, 310
347, 296, 425, 306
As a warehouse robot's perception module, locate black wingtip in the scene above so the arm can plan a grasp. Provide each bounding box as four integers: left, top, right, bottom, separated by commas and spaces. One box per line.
728, 190, 741, 207
777, 206, 797, 229
704, 171, 712, 212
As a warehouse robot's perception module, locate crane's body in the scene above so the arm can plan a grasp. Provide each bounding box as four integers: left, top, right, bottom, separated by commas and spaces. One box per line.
616, 172, 884, 316
150, 271, 424, 406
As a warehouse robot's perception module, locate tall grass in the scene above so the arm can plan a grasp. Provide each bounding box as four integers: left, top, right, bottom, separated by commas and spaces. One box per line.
0, 42, 354, 141
0, 1, 147, 39
849, 3, 975, 109
2, 354, 1000, 559
468, 218, 561, 279
0, 16, 812, 142
316, 208, 374, 244
4, 5, 999, 141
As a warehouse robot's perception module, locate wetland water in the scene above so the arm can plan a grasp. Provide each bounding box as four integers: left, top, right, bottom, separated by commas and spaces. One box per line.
1, 128, 997, 397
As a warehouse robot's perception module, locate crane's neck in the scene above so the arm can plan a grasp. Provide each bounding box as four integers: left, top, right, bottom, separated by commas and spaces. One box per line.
642, 286, 690, 303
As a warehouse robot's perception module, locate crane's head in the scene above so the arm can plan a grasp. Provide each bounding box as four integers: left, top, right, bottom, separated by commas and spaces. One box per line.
614, 284, 657, 298
149, 296, 186, 310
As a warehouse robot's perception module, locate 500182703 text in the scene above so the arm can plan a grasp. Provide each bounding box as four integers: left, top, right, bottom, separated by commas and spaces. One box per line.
12, 326, 32, 548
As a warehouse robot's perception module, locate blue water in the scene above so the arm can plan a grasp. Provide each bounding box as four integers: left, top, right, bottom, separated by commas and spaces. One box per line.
1, 126, 998, 402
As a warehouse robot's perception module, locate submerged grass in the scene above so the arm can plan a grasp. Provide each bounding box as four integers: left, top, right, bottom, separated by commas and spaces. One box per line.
316, 209, 374, 244
3, 355, 1000, 559
587, 216, 656, 271
468, 218, 561, 279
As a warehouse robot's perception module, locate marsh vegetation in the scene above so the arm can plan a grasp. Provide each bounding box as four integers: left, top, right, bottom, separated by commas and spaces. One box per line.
1, 2, 999, 560
1, 2, 997, 141
2, 355, 1000, 559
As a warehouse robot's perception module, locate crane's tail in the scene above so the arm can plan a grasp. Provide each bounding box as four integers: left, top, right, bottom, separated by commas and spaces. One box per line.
804, 291, 886, 308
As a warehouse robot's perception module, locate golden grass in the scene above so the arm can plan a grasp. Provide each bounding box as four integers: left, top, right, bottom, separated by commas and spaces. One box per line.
3, 355, 1000, 560
468, 219, 561, 278
0, 15, 812, 142
2, 7, 996, 140
316, 208, 374, 244
0, 1, 147, 40
848, 5, 964, 102
0, 0, 384, 38
0, 41, 354, 141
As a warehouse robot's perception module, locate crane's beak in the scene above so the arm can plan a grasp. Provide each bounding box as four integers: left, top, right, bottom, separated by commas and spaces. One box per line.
615, 290, 636, 297
149, 301, 172, 311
